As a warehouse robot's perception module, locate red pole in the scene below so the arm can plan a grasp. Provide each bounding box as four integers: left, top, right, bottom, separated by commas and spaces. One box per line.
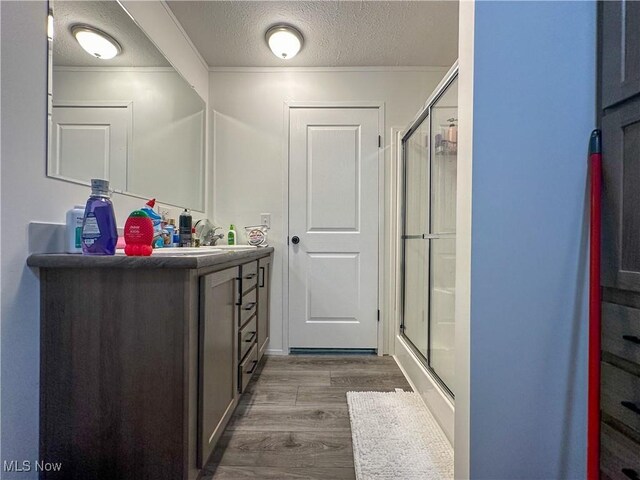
587, 129, 602, 480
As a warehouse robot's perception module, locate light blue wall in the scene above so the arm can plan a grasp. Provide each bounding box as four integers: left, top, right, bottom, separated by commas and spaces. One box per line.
469, 1, 595, 478
1, 3, 48, 478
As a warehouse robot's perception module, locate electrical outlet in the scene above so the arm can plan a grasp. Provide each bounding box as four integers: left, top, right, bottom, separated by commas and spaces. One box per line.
260, 213, 271, 230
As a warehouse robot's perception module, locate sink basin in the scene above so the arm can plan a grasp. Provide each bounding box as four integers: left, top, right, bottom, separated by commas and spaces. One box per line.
151, 247, 224, 256
143, 245, 257, 256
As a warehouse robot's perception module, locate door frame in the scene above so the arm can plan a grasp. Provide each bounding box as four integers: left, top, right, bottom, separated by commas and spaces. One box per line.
385, 126, 405, 356
281, 101, 386, 355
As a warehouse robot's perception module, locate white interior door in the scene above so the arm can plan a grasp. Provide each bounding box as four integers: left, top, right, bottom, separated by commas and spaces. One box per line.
50, 105, 130, 191
289, 107, 380, 349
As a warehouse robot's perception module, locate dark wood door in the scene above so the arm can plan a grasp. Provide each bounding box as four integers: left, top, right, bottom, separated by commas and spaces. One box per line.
601, 98, 640, 292
198, 268, 239, 467
600, 2, 640, 478
601, 0, 640, 109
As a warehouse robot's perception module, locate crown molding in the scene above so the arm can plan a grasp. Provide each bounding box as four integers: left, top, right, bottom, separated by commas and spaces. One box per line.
53, 66, 176, 73
208, 66, 451, 73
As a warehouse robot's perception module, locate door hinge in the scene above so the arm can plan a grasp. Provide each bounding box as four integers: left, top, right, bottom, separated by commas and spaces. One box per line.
287, 236, 290, 245
378, 135, 382, 148
377, 309, 380, 322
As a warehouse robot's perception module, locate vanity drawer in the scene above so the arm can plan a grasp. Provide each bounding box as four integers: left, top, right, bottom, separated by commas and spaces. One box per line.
601, 422, 640, 480
238, 287, 257, 327
240, 261, 258, 296
602, 362, 640, 435
239, 314, 257, 361
238, 343, 258, 393
603, 302, 640, 367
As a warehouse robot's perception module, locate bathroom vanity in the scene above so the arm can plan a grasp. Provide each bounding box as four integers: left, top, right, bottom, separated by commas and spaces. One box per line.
27, 248, 273, 480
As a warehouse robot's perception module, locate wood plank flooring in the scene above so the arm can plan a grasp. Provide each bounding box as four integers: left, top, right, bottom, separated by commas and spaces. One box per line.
201, 354, 412, 480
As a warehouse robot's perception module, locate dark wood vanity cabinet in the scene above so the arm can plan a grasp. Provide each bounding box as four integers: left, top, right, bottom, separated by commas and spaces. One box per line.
599, 3, 640, 478
38, 268, 195, 480
600, 298, 640, 480
600, 98, 640, 293
29, 249, 273, 480
238, 261, 259, 392
257, 255, 272, 361
601, 0, 640, 110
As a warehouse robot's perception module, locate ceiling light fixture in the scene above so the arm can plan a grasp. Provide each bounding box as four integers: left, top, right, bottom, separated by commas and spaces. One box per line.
47, 14, 54, 40
265, 24, 303, 60
71, 25, 121, 60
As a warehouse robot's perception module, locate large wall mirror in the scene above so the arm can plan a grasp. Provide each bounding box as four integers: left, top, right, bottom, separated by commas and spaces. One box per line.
47, 0, 206, 211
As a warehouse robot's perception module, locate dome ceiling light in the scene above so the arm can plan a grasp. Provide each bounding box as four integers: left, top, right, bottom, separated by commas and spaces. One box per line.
265, 24, 304, 60
71, 25, 122, 60
47, 14, 54, 40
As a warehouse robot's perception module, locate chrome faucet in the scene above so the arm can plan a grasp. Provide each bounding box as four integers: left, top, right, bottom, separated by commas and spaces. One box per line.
209, 227, 225, 246
193, 219, 225, 246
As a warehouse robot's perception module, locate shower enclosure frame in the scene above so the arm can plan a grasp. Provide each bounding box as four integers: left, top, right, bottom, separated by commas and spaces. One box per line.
399, 64, 458, 399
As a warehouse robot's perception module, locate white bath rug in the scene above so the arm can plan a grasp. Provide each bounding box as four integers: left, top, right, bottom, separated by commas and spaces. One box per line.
346, 391, 453, 480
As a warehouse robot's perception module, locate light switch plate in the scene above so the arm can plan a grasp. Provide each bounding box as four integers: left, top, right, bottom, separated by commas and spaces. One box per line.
260, 213, 271, 230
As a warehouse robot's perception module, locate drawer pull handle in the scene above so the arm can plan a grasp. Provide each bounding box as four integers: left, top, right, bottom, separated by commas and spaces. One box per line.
621, 401, 640, 415
244, 331, 256, 343
622, 468, 640, 480
623, 335, 640, 345
259, 266, 265, 288
246, 360, 258, 375
243, 302, 256, 311
244, 273, 257, 280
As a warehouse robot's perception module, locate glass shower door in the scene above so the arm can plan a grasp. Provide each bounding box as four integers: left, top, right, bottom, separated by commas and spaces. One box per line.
428, 78, 458, 391
402, 118, 430, 358
401, 72, 458, 397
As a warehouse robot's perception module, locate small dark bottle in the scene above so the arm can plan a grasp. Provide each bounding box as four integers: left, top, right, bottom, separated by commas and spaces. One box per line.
179, 209, 192, 247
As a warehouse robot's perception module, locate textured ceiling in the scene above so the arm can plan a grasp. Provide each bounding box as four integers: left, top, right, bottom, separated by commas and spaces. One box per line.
52, 0, 170, 67
166, 1, 459, 68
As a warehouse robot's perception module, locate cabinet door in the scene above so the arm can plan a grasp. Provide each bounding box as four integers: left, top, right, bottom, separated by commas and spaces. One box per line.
198, 267, 239, 467
602, 98, 640, 292
257, 255, 272, 361
601, 0, 640, 109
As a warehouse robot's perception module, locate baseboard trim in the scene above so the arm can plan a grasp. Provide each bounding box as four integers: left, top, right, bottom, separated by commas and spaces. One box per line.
289, 348, 377, 355
265, 349, 286, 356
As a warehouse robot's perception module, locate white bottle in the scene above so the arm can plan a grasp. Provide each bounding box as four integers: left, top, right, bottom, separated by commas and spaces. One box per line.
66, 205, 85, 253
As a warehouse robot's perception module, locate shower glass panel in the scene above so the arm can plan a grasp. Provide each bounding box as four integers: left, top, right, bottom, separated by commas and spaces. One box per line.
429, 236, 456, 390
402, 118, 430, 357
401, 71, 458, 397
429, 78, 457, 392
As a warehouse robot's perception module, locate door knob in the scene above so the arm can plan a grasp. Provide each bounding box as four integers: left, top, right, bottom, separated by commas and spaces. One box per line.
291, 236, 300, 245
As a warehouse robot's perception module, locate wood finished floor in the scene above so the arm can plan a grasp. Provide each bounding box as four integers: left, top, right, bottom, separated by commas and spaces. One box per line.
201, 355, 412, 480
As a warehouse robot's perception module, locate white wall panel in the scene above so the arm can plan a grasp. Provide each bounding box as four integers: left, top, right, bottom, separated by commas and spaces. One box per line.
209, 68, 448, 355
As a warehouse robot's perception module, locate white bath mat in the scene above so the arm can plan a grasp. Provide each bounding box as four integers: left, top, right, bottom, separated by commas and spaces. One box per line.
346, 391, 453, 480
